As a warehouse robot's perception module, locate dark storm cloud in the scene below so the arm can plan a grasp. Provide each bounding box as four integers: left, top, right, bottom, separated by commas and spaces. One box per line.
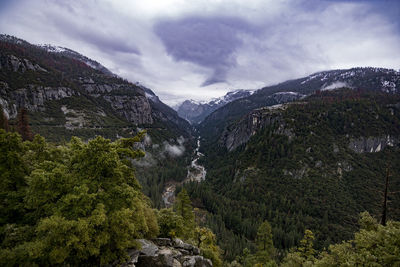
47, 13, 141, 55
1, 0, 399, 105
154, 17, 257, 86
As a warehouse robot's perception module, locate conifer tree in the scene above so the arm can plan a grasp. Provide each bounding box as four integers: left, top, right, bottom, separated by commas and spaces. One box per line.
174, 188, 195, 239
298, 229, 315, 260
16, 108, 33, 141
256, 221, 274, 256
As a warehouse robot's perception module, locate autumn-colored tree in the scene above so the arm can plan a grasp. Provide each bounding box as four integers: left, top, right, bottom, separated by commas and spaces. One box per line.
16, 108, 33, 141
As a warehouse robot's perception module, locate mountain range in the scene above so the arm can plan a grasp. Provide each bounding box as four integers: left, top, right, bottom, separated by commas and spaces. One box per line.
1, 34, 400, 264
0, 34, 192, 143
175, 89, 254, 124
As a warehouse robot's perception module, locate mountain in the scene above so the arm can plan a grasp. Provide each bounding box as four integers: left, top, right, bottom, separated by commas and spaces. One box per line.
0, 34, 192, 142
186, 88, 400, 260
38, 43, 114, 76
189, 68, 400, 260
176, 89, 254, 124
0, 34, 196, 209
198, 67, 400, 144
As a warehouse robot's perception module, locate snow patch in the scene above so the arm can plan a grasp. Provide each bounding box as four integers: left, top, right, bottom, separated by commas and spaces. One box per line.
321, 81, 349, 91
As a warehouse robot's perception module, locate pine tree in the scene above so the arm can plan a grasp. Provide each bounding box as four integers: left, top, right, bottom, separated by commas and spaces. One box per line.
256, 221, 274, 254
174, 188, 195, 240
297, 229, 315, 260
255, 220, 275, 263
16, 108, 33, 141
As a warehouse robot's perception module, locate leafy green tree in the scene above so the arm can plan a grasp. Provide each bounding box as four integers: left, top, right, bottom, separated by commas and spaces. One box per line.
174, 188, 195, 239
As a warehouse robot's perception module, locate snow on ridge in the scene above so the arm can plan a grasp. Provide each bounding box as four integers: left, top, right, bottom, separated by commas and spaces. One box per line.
38, 44, 67, 53
274, 91, 300, 95
321, 81, 349, 91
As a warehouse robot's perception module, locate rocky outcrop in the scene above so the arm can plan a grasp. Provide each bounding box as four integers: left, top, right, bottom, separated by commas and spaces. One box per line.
221, 104, 294, 151
0, 54, 47, 72
0, 83, 77, 118
117, 238, 212, 267
103, 95, 153, 125
348, 135, 398, 153
79, 79, 154, 125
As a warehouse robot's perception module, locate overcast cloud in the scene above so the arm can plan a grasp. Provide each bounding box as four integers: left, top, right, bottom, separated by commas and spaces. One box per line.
0, 0, 399, 105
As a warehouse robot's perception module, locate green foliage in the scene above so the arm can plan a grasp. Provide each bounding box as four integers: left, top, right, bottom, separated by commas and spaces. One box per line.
256, 221, 274, 257
188, 91, 400, 260
298, 230, 316, 260
175, 188, 196, 240
315, 212, 400, 266
194, 226, 223, 267
156, 208, 184, 238
0, 131, 158, 266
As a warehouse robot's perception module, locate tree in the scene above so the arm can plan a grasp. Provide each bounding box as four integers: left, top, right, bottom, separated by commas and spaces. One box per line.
0, 134, 158, 266
0, 130, 28, 225
256, 221, 274, 257
174, 188, 195, 240
0, 104, 9, 131
315, 212, 400, 266
281, 229, 316, 267
297, 229, 315, 260
157, 208, 184, 238
16, 108, 33, 141
194, 227, 223, 267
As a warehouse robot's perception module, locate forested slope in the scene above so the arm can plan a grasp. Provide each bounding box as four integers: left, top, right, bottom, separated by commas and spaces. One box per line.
187, 89, 400, 260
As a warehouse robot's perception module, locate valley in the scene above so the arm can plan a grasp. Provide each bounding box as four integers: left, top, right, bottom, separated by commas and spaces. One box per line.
1, 33, 400, 266
162, 136, 206, 207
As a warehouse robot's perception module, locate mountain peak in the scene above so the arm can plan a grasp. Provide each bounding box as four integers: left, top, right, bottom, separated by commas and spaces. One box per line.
176, 89, 254, 124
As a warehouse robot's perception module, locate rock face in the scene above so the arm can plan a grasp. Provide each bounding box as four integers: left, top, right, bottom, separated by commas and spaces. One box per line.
348, 135, 399, 153
0, 35, 192, 137
221, 104, 294, 151
118, 238, 212, 267
0, 54, 47, 72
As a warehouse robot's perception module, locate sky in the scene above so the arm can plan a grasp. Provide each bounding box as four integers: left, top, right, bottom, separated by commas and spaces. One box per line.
0, 0, 399, 106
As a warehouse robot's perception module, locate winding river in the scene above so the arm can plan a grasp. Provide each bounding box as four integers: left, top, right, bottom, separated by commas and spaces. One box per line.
162, 137, 206, 207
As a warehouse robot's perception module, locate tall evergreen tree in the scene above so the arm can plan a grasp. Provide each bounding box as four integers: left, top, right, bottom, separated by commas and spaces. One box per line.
256, 221, 274, 255
174, 188, 195, 239
16, 108, 33, 141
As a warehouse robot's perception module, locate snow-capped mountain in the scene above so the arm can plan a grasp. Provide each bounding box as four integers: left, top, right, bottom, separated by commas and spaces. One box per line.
176, 89, 254, 124
38, 44, 114, 76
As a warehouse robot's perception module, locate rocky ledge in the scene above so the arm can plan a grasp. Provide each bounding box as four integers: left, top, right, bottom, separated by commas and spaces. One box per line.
116, 238, 212, 267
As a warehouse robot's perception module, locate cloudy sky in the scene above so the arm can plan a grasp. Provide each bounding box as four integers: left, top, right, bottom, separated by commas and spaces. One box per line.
1, 0, 399, 105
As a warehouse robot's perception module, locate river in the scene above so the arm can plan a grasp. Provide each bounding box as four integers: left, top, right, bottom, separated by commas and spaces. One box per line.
161, 136, 206, 207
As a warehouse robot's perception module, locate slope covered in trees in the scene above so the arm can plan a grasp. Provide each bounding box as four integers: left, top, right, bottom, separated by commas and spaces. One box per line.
186, 89, 400, 260
0, 130, 221, 266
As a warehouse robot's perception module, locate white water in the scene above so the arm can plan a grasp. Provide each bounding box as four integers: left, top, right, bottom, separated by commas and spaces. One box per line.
161, 136, 206, 207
